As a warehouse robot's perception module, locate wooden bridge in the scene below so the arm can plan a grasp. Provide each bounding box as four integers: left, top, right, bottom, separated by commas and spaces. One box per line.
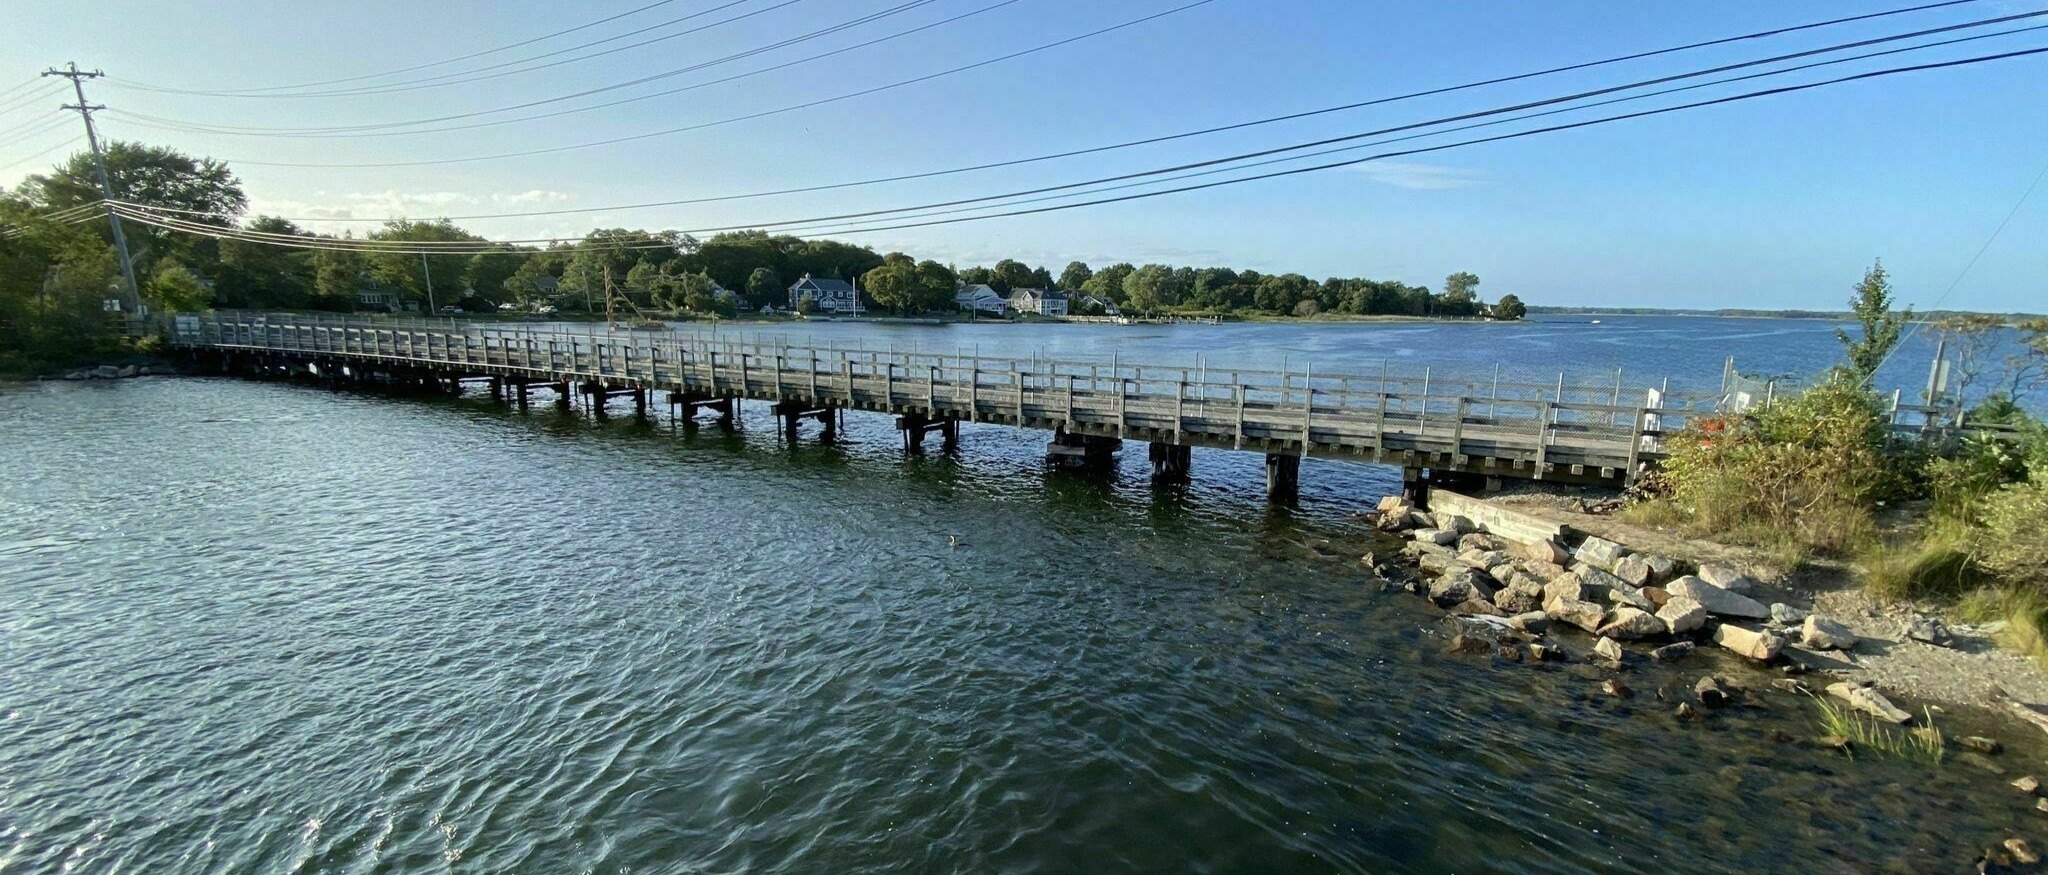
170, 312, 1712, 500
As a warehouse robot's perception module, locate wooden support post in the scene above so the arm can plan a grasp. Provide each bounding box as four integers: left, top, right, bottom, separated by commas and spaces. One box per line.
1264, 453, 1300, 503
1149, 442, 1192, 483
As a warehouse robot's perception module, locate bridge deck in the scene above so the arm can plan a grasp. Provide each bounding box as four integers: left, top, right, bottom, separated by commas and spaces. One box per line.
172, 313, 1713, 484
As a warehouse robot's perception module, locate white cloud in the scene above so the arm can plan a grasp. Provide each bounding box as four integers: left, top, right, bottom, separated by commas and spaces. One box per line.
491, 190, 573, 206
1352, 161, 1486, 190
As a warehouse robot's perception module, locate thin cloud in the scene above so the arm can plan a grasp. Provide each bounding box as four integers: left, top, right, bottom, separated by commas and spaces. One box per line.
1353, 161, 1486, 190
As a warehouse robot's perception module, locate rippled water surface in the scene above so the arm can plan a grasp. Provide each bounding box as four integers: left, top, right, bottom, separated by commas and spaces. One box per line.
2, 317, 2041, 873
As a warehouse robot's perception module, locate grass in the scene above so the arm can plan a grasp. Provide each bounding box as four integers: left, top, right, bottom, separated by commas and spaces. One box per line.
1859, 518, 1984, 603
1810, 694, 1946, 765
1961, 587, 2048, 667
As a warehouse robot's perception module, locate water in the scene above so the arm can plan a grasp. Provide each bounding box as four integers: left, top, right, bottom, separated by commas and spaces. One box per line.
2, 317, 2040, 873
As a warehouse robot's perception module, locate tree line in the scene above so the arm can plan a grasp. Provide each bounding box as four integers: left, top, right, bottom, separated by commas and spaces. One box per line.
3, 141, 1525, 372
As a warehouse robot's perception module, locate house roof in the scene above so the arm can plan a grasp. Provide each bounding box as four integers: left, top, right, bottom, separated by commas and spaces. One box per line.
793, 275, 854, 294
955, 284, 1001, 300
1008, 288, 1067, 302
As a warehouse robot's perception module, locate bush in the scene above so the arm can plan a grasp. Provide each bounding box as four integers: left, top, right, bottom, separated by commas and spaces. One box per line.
1648, 369, 1893, 556
1861, 519, 1984, 602
1978, 471, 2048, 583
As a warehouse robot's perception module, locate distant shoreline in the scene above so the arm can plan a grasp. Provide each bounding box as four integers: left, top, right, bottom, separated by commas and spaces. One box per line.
1529, 307, 2046, 322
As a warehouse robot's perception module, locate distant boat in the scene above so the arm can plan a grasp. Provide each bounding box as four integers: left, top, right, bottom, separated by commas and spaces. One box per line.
1590, 319, 1603, 324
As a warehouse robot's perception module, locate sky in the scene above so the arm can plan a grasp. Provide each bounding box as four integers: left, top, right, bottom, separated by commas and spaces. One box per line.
1, 0, 2044, 312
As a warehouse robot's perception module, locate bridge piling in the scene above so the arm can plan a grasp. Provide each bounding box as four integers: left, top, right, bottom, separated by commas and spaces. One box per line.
1149, 442, 1192, 483
1048, 430, 1120, 469
1265, 454, 1301, 503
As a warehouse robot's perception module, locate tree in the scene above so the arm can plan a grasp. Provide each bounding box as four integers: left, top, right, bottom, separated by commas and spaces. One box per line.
991, 259, 1034, 293
502, 258, 557, 309
1057, 261, 1093, 292
1494, 293, 1527, 320
745, 267, 782, 305
958, 265, 993, 286
1932, 313, 2006, 406
147, 259, 212, 311
1029, 265, 1054, 290
365, 219, 487, 310
914, 260, 958, 312
862, 253, 918, 312
1122, 264, 1175, 315
1439, 271, 1480, 316
678, 271, 726, 315
796, 293, 817, 315
2005, 319, 2048, 404
1082, 262, 1135, 303
215, 216, 314, 309
465, 251, 524, 307
311, 247, 369, 310
1836, 259, 1910, 380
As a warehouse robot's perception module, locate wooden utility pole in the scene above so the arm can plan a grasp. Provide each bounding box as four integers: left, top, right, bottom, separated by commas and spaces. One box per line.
42, 62, 139, 316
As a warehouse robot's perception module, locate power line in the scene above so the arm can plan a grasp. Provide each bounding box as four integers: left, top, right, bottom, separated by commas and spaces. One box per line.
105, 47, 2048, 254
111, 0, 1015, 139
193, 0, 2008, 169
148, 14, 2048, 235
0, 83, 65, 118
1877, 152, 2048, 371
110, 0, 787, 99
106, 0, 691, 95
0, 135, 80, 175
215, 0, 1222, 167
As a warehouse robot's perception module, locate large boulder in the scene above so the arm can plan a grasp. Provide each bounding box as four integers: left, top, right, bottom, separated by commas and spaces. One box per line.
1656, 597, 1709, 635
1519, 538, 1571, 566
1547, 597, 1608, 634
1437, 514, 1478, 536
1506, 611, 1550, 633
1575, 536, 1629, 571
1608, 583, 1655, 612
1640, 553, 1677, 583
1593, 637, 1624, 663
1411, 528, 1457, 546
1516, 560, 1570, 583
1803, 616, 1859, 651
1458, 532, 1509, 553
1429, 569, 1494, 606
1697, 564, 1756, 592
1457, 548, 1510, 573
1827, 682, 1910, 724
1613, 554, 1654, 587
1597, 607, 1665, 640
1543, 576, 1587, 606
1668, 576, 1769, 619
1492, 577, 1545, 615
1375, 496, 1415, 531
92, 365, 119, 379
1574, 564, 1627, 595
1711, 623, 1786, 661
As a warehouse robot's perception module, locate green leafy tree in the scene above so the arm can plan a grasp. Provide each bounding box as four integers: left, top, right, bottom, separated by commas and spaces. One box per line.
796, 293, 817, 315
465, 251, 524, 307
311, 247, 369, 310
862, 253, 918, 313
746, 267, 782, 305
1082, 262, 1135, 304
1056, 261, 1092, 292
366, 219, 486, 310
22, 142, 246, 273
678, 270, 726, 315
914, 260, 958, 312
958, 265, 993, 286
502, 258, 558, 309
1439, 271, 1480, 316
1122, 264, 1175, 314
147, 259, 212, 311
216, 216, 314, 309
990, 259, 1033, 293
1493, 293, 1527, 320
1836, 259, 1911, 380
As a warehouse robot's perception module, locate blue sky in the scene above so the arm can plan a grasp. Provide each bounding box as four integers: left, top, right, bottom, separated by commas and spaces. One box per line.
2, 0, 2044, 311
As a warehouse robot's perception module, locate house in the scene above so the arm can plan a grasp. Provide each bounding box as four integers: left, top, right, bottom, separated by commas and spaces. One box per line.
356, 276, 400, 312
787, 273, 860, 313
953, 283, 1009, 316
1007, 288, 1069, 317
1079, 295, 1122, 316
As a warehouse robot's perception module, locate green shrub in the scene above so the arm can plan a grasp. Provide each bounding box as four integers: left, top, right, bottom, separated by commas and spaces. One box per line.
1861, 519, 1984, 602
1651, 369, 1892, 556
1978, 471, 2048, 584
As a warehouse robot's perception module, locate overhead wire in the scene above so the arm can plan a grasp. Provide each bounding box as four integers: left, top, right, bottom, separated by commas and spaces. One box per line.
212, 0, 1222, 167
102, 46, 2048, 254
133, 13, 2048, 237
103, 0, 702, 95
110, 0, 1019, 139
171, 0, 2011, 170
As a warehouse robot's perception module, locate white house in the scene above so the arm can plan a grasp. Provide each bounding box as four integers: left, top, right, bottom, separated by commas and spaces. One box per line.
1007, 288, 1069, 317
953, 283, 1008, 316
787, 274, 860, 313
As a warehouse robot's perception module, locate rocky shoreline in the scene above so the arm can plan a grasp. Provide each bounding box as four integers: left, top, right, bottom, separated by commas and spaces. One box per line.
1363, 490, 2048, 868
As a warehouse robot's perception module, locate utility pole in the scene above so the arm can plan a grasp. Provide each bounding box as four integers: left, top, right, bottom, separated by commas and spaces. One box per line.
420, 252, 437, 313
43, 62, 140, 316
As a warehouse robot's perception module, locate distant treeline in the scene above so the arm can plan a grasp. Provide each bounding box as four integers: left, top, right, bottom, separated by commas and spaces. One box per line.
1529, 306, 2048, 322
